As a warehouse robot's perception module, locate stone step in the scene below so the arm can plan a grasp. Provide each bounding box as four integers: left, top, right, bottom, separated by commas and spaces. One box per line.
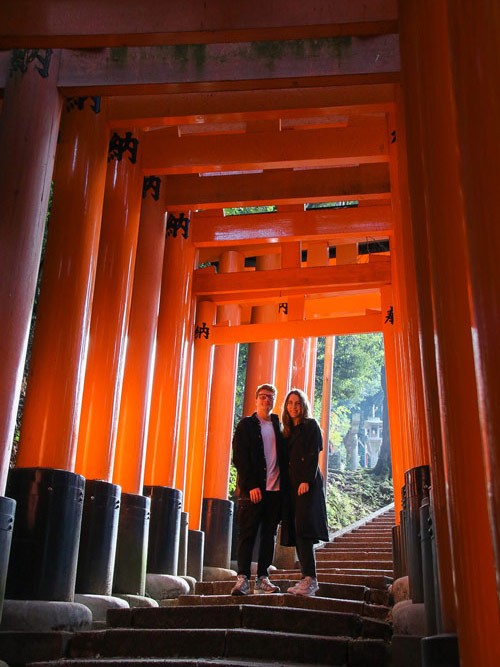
59, 627, 390, 666
105, 603, 391, 641
276, 566, 392, 575
0, 630, 71, 666
174, 593, 390, 621
270, 571, 392, 592
349, 526, 392, 537
349, 531, 393, 538
27, 659, 336, 667
315, 558, 393, 569
318, 552, 393, 561
326, 538, 392, 546
316, 550, 393, 561
195, 579, 369, 600
316, 567, 393, 578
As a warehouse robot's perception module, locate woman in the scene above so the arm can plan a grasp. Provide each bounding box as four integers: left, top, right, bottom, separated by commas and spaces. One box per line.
282, 388, 329, 596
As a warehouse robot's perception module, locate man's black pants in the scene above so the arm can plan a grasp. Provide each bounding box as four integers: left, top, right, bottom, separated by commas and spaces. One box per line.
236, 490, 282, 578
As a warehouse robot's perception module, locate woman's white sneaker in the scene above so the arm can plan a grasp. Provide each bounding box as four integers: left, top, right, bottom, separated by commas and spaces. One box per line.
231, 574, 250, 595
286, 576, 319, 596
254, 575, 280, 594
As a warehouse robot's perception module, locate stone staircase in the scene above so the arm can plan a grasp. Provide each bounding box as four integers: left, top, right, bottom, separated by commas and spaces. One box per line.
0, 504, 395, 667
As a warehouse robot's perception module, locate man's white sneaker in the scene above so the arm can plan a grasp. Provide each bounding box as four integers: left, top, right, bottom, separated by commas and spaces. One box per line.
254, 575, 280, 594
286, 576, 319, 597
231, 574, 250, 596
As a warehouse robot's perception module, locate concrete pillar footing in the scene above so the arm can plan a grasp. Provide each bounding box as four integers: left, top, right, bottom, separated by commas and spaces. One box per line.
0, 599, 92, 631
74, 593, 130, 625
145, 573, 190, 600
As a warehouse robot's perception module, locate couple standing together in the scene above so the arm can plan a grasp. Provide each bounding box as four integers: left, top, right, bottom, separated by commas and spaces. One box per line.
231, 383, 329, 596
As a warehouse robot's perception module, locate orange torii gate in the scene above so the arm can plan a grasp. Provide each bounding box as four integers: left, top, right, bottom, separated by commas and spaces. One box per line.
0, 2, 499, 665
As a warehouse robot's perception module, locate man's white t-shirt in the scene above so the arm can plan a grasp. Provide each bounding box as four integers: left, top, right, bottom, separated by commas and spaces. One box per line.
259, 417, 280, 491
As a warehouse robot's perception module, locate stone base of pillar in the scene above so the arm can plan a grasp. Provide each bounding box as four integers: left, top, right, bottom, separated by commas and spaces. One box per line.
145, 573, 190, 600
74, 593, 130, 625
0, 598, 91, 632
273, 525, 297, 570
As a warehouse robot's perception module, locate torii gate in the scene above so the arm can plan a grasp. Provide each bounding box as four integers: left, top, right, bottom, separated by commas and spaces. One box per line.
0, 2, 500, 665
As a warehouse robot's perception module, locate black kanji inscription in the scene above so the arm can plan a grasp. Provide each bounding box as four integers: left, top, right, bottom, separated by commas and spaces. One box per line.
10, 49, 53, 78
194, 322, 210, 340
108, 131, 139, 164
143, 176, 161, 201
278, 302, 288, 315
166, 212, 190, 239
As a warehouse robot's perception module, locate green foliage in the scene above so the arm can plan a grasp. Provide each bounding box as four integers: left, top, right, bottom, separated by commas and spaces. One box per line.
224, 206, 277, 216
305, 200, 358, 210
327, 469, 394, 532
234, 343, 248, 426
326, 482, 358, 530
332, 334, 384, 408
228, 462, 237, 499
314, 333, 385, 459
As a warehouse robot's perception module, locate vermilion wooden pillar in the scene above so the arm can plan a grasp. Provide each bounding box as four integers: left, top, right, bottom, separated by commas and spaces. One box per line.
175, 310, 195, 498
75, 128, 143, 482
274, 338, 293, 416
400, 2, 500, 663
113, 177, 167, 494
242, 254, 279, 416
291, 337, 310, 392
202, 251, 243, 568
0, 49, 61, 493
17, 96, 108, 471
184, 300, 217, 530
204, 250, 244, 500
274, 242, 301, 414
307, 338, 317, 409
393, 81, 456, 630
144, 210, 196, 488
380, 286, 405, 515
387, 112, 429, 471
319, 336, 335, 483
386, 103, 431, 528
447, 0, 500, 595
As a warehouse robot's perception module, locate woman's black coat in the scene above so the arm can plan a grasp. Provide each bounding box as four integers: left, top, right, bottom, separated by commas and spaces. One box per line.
286, 417, 329, 543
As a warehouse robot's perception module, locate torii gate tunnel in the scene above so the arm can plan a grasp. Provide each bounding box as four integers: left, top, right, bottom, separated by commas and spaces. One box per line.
0, 2, 500, 664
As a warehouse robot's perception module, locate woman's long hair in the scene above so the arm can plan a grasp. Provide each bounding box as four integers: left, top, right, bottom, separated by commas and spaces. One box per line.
282, 388, 312, 438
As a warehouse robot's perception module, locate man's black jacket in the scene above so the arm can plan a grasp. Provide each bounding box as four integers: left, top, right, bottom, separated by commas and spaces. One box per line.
232, 412, 288, 498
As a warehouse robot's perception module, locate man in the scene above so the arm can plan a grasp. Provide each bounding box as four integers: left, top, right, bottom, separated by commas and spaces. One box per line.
231, 383, 287, 595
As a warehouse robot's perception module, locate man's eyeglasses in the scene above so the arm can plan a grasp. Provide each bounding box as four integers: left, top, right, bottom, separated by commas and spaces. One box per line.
257, 394, 275, 401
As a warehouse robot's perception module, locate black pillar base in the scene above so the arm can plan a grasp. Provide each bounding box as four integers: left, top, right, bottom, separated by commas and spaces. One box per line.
75, 479, 121, 595
143, 486, 182, 575
0, 495, 16, 621
404, 465, 431, 603
421, 634, 460, 667
187, 529, 204, 581
112, 493, 150, 596
177, 511, 188, 576
201, 497, 234, 569
5, 467, 84, 601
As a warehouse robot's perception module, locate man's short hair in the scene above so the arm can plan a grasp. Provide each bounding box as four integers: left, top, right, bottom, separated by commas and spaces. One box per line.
255, 383, 277, 398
